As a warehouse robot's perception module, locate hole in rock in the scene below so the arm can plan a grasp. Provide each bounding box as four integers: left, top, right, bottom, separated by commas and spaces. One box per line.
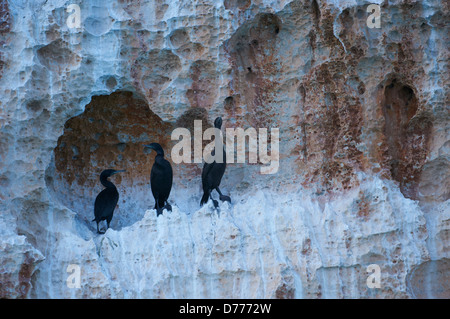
311, 0, 321, 26
381, 79, 432, 199
49, 91, 173, 232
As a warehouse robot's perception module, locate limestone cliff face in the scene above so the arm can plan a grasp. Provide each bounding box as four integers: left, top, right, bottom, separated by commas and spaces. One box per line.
0, 0, 448, 298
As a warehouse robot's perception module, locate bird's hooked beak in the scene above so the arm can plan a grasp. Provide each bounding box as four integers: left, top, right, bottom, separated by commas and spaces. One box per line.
144, 144, 159, 154
144, 143, 164, 156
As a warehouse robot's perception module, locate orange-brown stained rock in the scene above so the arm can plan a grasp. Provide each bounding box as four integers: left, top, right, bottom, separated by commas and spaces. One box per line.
224, 12, 281, 129
223, 0, 251, 11
36, 39, 81, 73
0, 0, 11, 34
17, 252, 34, 299
297, 62, 364, 194
55, 91, 172, 192
355, 190, 371, 221
131, 49, 181, 102
186, 60, 219, 110
0, 250, 41, 299
0, 0, 10, 79
53, 91, 216, 223
380, 79, 432, 199
119, 0, 168, 22
407, 259, 450, 298
172, 107, 213, 187
275, 283, 295, 299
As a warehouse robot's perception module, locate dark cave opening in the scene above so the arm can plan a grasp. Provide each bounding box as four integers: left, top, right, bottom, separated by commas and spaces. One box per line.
49, 91, 173, 231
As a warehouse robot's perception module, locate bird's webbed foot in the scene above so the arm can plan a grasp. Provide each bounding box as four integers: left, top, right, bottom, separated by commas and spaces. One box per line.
219, 195, 231, 203
96, 223, 105, 234
212, 199, 219, 209
156, 208, 164, 217
164, 203, 172, 212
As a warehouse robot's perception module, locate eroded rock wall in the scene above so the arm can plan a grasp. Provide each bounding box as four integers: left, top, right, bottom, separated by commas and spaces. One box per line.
0, 0, 448, 298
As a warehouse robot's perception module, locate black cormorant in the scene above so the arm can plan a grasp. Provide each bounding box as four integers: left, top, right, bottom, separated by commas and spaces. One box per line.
200, 117, 231, 208
144, 143, 173, 216
93, 169, 125, 234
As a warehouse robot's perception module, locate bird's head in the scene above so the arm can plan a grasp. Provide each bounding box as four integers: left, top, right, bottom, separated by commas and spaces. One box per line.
214, 117, 223, 129
144, 142, 164, 156
100, 169, 126, 178
99, 169, 125, 186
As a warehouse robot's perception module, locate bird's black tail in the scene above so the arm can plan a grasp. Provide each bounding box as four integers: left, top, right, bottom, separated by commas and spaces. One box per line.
200, 190, 210, 206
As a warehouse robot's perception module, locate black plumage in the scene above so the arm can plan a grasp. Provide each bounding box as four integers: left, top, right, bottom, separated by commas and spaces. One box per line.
93, 169, 125, 234
144, 143, 173, 216
200, 117, 231, 208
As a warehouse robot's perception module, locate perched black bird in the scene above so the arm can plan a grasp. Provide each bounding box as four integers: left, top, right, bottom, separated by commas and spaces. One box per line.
93, 169, 125, 234
200, 117, 231, 208
144, 143, 173, 216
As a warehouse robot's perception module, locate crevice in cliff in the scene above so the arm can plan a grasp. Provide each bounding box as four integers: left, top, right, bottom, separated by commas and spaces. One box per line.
380, 78, 432, 199
311, 0, 321, 27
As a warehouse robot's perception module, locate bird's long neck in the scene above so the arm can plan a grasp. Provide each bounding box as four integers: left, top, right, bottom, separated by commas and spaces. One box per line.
100, 176, 115, 188
154, 153, 165, 164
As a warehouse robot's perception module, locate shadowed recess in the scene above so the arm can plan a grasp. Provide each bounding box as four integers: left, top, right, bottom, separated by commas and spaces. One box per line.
381, 79, 432, 199
50, 91, 172, 231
